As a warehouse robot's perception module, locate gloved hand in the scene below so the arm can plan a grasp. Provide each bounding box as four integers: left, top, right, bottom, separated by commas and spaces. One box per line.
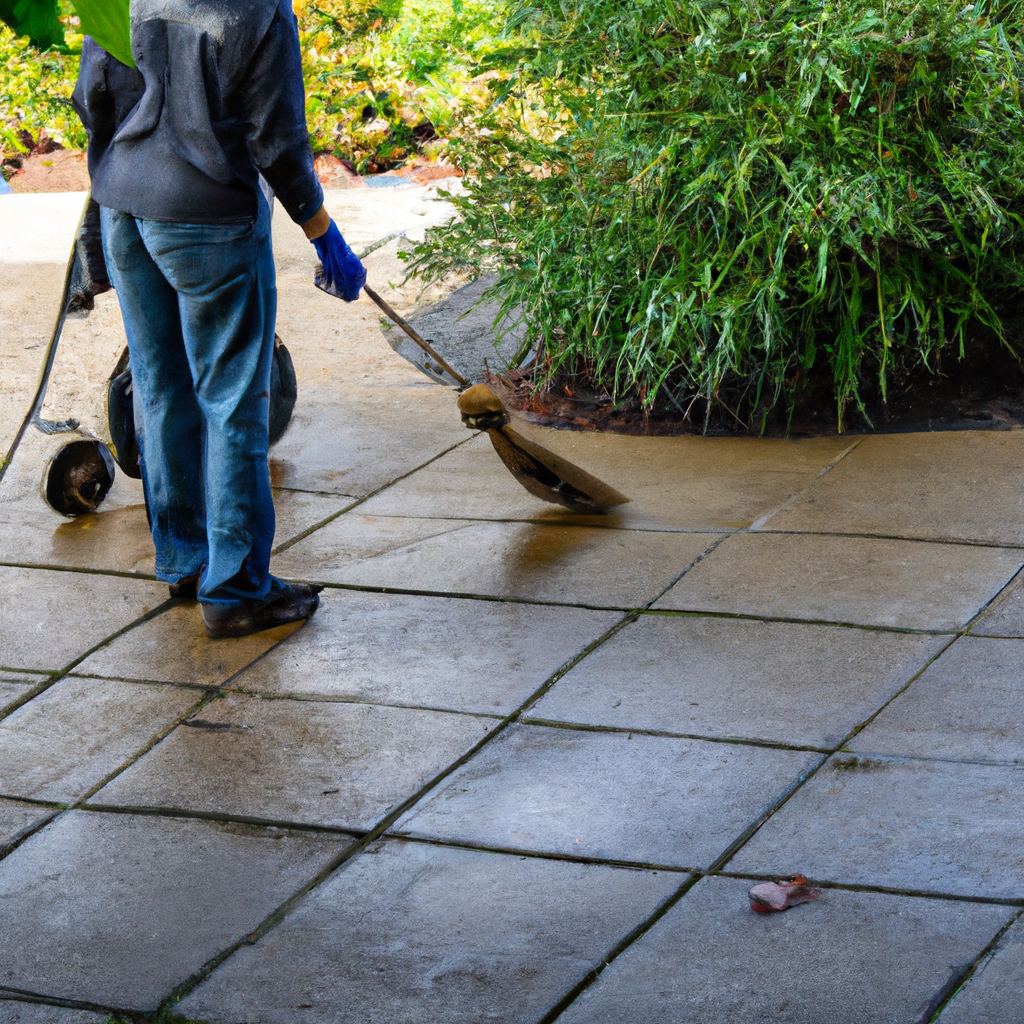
311, 219, 366, 302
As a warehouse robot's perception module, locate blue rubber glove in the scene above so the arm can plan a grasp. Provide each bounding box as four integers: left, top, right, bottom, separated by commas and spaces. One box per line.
311, 219, 366, 302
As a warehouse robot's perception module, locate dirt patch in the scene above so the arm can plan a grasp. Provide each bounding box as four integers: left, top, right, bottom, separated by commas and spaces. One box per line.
314, 153, 460, 189
7, 149, 90, 193
314, 154, 368, 189
391, 156, 463, 184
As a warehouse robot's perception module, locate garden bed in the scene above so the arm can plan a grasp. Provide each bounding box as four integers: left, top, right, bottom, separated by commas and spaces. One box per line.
492, 326, 1024, 437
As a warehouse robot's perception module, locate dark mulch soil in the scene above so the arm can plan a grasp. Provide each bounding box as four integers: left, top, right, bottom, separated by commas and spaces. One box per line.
491, 321, 1024, 438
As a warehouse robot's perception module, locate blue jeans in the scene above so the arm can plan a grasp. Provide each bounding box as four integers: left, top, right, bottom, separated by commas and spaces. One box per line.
101, 201, 278, 607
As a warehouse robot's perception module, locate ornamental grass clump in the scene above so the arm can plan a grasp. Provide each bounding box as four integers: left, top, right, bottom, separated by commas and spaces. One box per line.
410, 0, 1024, 431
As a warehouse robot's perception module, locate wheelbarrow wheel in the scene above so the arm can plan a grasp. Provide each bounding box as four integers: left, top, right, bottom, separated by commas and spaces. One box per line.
41, 439, 116, 516
269, 335, 297, 446
106, 335, 298, 474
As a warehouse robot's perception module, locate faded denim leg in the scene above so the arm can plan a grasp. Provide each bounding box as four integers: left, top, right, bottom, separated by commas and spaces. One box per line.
100, 206, 207, 585
101, 201, 278, 606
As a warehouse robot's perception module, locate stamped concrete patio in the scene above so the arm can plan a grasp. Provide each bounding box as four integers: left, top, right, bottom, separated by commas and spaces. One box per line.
1, 191, 1023, 1024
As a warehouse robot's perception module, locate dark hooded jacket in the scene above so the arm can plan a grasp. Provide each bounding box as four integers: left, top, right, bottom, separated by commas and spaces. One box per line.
72, 0, 323, 225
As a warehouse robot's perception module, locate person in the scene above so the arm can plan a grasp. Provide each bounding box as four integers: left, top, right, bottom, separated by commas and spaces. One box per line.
72, 0, 366, 639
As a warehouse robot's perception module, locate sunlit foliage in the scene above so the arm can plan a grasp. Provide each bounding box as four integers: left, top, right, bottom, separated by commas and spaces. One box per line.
0, 0, 504, 173
411, 0, 1024, 429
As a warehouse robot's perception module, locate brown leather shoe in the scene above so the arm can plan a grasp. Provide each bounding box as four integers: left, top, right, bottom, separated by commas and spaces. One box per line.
201, 582, 323, 639
169, 574, 200, 600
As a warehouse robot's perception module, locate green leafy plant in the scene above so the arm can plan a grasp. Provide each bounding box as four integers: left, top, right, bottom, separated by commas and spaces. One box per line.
410, 0, 1024, 431
1, 0, 510, 174
1, 8, 84, 167
0, 0, 63, 49
297, 0, 519, 171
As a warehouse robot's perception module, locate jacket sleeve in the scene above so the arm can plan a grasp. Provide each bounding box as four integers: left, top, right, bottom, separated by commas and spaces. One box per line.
72, 37, 116, 154
237, 2, 324, 225
72, 37, 146, 179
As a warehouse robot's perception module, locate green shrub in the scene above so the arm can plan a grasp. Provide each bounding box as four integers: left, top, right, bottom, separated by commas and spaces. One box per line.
298, 0, 519, 171
410, 0, 1024, 430
1, 0, 508, 173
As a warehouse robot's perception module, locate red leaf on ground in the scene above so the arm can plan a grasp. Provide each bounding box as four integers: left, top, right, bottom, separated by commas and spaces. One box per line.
748, 875, 819, 913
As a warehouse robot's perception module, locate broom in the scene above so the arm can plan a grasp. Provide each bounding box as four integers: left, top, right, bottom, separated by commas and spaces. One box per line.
363, 285, 629, 513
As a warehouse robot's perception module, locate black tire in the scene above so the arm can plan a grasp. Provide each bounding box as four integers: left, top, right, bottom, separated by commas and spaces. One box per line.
106, 346, 142, 478
269, 335, 297, 446
41, 439, 116, 516
106, 336, 297, 470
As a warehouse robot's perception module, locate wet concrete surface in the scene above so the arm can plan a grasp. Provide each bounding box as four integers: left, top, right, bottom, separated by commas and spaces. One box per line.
394, 723, 818, 867
222, 590, 618, 714
0, 811, 345, 1011
940, 914, 1024, 1024
177, 840, 679, 1024
0, 193, 87, 455
92, 695, 495, 830
527, 614, 947, 749
655, 531, 1024, 630
762, 431, 1024, 546
555, 876, 1013, 1024
1, 192, 1023, 1022
0, 675, 200, 803
848, 636, 1024, 763
730, 754, 1024, 899
0, 1002, 107, 1024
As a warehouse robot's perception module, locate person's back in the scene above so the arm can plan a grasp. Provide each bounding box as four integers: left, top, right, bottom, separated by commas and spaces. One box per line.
78, 0, 321, 226
74, 0, 365, 638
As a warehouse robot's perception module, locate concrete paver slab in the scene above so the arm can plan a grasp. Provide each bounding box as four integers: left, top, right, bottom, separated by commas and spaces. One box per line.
939, 914, 1024, 1024
556, 875, 1012, 1024
177, 839, 680, 1024
277, 518, 719, 607
0, 193, 88, 454
0, 268, 60, 457
730, 754, 1024, 898
271, 487, 354, 547
850, 637, 1024, 763
0, 810, 346, 1011
94, 695, 494, 829
227, 589, 617, 713
356, 432, 579, 524
530, 614, 945, 748
0, 194, 89, 266
0, 470, 343, 577
362, 429, 850, 532
0, 495, 154, 577
0, 670, 47, 684
655, 532, 1023, 630
0, 566, 166, 672
75, 603, 304, 686
267, 383, 465, 497
0, 674, 45, 716
0, 799, 51, 849
0, 676, 200, 803
0, 1001, 107, 1024
762, 432, 1024, 546
395, 724, 817, 868
34, 290, 128, 441
271, 512, 474, 576
973, 571, 1024, 636
0, 686, 27, 715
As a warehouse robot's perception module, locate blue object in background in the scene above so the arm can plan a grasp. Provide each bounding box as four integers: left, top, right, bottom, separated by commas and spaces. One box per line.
0, 176, 13, 195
